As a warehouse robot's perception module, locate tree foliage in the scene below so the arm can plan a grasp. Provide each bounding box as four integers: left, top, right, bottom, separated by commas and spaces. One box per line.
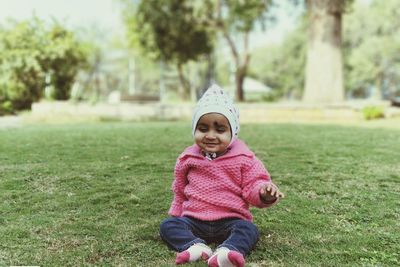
211, 0, 273, 101
251, 0, 400, 102
122, 0, 273, 101
250, 19, 307, 100
42, 24, 89, 100
0, 18, 89, 114
343, 0, 400, 99
136, 0, 214, 65
121, 0, 215, 99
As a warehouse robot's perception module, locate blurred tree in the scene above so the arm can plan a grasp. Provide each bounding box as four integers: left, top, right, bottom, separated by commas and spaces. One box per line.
208, 0, 273, 101
122, 0, 274, 102
343, 0, 400, 100
122, 0, 214, 100
0, 19, 45, 112
0, 18, 89, 114
303, 0, 353, 103
250, 20, 307, 100
41, 23, 89, 100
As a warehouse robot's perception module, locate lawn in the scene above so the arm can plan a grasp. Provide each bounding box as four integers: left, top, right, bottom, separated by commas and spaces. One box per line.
0, 122, 399, 266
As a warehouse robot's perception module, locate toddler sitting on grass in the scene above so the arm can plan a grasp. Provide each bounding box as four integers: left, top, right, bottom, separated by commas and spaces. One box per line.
160, 84, 284, 267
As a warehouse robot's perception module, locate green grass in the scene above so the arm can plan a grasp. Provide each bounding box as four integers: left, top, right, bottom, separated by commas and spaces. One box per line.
0, 122, 399, 266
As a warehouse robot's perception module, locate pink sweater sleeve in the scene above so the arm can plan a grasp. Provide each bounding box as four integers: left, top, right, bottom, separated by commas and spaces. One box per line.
241, 158, 278, 208
168, 159, 188, 217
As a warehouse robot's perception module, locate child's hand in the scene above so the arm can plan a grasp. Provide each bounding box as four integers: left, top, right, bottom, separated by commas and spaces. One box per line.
259, 183, 285, 203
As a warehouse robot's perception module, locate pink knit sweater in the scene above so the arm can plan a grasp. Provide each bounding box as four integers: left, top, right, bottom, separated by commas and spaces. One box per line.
168, 139, 277, 221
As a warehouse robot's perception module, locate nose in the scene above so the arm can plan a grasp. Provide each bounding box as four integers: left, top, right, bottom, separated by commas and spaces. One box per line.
205, 131, 217, 139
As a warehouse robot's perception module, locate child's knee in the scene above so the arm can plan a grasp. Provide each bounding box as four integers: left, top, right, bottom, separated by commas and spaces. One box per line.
160, 217, 176, 234
160, 217, 186, 236
236, 220, 260, 238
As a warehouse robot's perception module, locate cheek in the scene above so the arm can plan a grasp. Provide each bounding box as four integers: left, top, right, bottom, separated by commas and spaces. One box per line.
194, 131, 204, 142
221, 132, 232, 144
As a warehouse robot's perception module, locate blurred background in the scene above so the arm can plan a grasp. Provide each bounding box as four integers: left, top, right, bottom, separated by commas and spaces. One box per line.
0, 0, 399, 122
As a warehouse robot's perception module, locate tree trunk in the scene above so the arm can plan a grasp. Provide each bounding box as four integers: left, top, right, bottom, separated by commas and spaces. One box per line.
177, 63, 190, 101
159, 60, 166, 103
223, 32, 250, 102
303, 0, 344, 104
370, 72, 383, 100
235, 66, 246, 101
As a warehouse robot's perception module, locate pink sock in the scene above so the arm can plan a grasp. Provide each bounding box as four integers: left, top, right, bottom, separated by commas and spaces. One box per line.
208, 247, 245, 267
175, 243, 212, 265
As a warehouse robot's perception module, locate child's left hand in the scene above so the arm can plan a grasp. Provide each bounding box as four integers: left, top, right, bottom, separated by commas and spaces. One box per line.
259, 183, 285, 203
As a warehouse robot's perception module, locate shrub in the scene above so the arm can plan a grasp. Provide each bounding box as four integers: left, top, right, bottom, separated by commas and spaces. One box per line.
0, 18, 89, 114
362, 106, 385, 120
0, 100, 13, 115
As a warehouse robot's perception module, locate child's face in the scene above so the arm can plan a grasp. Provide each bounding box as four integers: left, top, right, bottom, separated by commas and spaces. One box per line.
194, 113, 232, 154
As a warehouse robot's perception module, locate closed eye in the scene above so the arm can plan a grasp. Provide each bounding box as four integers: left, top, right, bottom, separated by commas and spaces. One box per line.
197, 125, 208, 132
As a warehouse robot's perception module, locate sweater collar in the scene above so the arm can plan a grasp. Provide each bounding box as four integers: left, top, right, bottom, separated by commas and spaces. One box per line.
179, 139, 254, 160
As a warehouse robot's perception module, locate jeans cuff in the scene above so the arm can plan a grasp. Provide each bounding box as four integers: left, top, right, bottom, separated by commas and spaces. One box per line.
181, 238, 206, 252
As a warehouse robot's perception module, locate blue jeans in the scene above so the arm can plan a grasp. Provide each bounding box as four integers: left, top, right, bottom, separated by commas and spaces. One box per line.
159, 216, 259, 256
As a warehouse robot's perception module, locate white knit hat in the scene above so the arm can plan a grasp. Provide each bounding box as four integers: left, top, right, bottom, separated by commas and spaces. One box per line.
192, 84, 240, 145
